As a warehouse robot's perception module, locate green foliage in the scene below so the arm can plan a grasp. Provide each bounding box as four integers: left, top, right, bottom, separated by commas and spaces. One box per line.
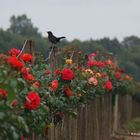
0, 112, 29, 140
122, 36, 140, 47
0, 29, 24, 52
127, 118, 140, 132
98, 37, 121, 54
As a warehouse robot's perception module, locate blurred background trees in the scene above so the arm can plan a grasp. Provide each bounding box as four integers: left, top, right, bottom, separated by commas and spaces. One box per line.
8, 14, 41, 38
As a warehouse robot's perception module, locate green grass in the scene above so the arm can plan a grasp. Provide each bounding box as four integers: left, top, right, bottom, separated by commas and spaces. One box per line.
127, 117, 140, 132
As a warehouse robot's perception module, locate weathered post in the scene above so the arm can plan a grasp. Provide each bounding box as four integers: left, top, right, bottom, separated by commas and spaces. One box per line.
112, 94, 119, 135
28, 40, 35, 66
46, 45, 58, 75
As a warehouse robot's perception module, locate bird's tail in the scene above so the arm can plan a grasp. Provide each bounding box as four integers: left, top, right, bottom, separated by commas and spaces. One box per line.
58, 36, 66, 40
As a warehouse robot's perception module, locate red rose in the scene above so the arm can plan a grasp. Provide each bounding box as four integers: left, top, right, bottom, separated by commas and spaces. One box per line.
87, 60, 97, 67
33, 81, 40, 88
21, 67, 30, 75
23, 73, 35, 81
8, 48, 21, 56
24, 91, 40, 110
55, 69, 61, 75
105, 80, 113, 91
62, 68, 74, 80
51, 80, 58, 91
8, 56, 23, 69
65, 86, 72, 97
45, 69, 51, 75
0, 89, 7, 99
96, 61, 106, 68
115, 72, 121, 79
20, 53, 33, 62
105, 59, 113, 65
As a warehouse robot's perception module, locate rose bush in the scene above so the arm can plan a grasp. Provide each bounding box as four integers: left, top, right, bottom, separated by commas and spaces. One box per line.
0, 47, 136, 139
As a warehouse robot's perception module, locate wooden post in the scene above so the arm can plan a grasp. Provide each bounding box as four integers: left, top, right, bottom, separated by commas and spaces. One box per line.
46, 46, 58, 75
113, 94, 119, 135
28, 40, 35, 67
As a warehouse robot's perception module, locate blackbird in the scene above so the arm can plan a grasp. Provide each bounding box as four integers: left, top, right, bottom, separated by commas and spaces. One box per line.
47, 31, 66, 44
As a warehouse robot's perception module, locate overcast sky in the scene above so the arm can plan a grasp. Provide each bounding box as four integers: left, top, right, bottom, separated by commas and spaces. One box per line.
0, 0, 140, 41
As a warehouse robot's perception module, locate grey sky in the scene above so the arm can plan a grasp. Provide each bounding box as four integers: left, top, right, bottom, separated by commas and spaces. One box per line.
0, 0, 140, 41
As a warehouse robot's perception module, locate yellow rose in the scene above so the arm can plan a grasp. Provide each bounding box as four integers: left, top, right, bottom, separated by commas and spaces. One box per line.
66, 59, 73, 65
95, 72, 102, 78
77, 93, 82, 97
85, 69, 93, 75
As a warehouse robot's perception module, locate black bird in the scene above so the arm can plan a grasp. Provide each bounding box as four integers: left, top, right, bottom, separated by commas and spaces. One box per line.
47, 31, 66, 44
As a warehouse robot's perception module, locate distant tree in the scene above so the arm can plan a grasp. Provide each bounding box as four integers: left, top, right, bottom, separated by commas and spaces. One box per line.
122, 36, 140, 47
0, 28, 24, 52
99, 37, 121, 54
8, 14, 41, 38
70, 39, 103, 54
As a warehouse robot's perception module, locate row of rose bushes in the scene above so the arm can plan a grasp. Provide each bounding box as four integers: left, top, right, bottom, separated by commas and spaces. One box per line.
0, 48, 135, 139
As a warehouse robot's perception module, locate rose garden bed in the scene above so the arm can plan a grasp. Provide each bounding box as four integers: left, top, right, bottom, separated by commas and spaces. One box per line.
0, 46, 137, 140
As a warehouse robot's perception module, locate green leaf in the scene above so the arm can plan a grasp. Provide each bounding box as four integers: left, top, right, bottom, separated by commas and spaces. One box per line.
12, 131, 19, 140
0, 112, 5, 119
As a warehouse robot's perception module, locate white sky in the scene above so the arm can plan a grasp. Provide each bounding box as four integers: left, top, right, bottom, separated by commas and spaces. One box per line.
0, 0, 140, 41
